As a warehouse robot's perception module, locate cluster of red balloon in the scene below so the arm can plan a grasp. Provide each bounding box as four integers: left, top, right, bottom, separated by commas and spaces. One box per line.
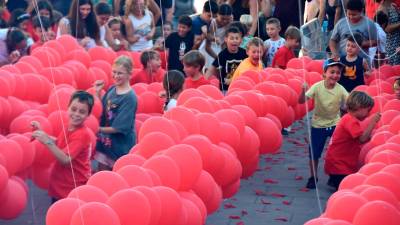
305, 64, 400, 225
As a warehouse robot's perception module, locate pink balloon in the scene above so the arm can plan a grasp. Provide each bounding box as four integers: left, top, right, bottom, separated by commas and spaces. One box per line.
353, 201, 400, 225
0, 179, 28, 219
67, 185, 109, 203
87, 171, 129, 196
113, 154, 146, 171
133, 186, 162, 225
46, 198, 85, 225
116, 165, 154, 187
325, 193, 367, 222
142, 155, 181, 190
154, 186, 183, 225
338, 173, 367, 190
70, 202, 121, 225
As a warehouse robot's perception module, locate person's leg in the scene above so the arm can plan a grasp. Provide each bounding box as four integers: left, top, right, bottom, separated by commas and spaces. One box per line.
97, 162, 112, 171
328, 174, 347, 191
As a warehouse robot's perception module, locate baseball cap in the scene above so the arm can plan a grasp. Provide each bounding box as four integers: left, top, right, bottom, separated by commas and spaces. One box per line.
323, 58, 345, 72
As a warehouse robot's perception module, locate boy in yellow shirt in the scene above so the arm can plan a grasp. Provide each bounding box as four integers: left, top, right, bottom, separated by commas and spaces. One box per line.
228, 37, 264, 83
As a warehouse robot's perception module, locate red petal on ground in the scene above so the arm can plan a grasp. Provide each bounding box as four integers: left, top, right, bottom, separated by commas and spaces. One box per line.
270, 192, 286, 198
241, 210, 248, 216
264, 178, 279, 184
229, 215, 241, 220
224, 203, 237, 209
260, 198, 272, 204
287, 167, 296, 171
299, 187, 310, 192
282, 200, 291, 205
254, 189, 266, 196
236, 222, 245, 225
275, 217, 288, 222
295, 176, 303, 180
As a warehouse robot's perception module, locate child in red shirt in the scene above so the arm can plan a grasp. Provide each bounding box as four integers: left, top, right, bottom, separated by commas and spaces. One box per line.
29, 16, 53, 53
130, 50, 165, 84
183, 50, 210, 89
324, 91, 381, 190
32, 91, 94, 202
272, 25, 301, 69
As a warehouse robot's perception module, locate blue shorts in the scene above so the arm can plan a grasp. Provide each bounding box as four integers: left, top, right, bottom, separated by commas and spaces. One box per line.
309, 126, 335, 160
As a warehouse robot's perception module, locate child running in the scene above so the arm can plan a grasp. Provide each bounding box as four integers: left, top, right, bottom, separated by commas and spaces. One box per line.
31, 90, 94, 202
325, 91, 381, 190
94, 55, 138, 171
298, 58, 349, 189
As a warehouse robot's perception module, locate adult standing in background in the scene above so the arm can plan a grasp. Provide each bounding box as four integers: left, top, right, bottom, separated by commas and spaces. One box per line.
376, 0, 400, 65
227, 0, 260, 37
173, 0, 196, 28
318, 0, 343, 32
114, 0, 160, 24
49, 0, 71, 15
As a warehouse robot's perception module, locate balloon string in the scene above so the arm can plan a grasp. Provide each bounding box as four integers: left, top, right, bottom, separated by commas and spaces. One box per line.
30, 1, 87, 225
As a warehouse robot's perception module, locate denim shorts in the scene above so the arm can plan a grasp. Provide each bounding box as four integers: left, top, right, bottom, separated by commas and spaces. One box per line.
309, 126, 335, 159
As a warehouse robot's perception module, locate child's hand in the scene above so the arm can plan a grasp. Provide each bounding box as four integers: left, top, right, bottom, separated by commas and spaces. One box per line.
145, 33, 153, 40
31, 130, 52, 145
94, 80, 105, 93
372, 112, 381, 123
302, 82, 309, 90
31, 121, 42, 131
9, 50, 21, 63
80, 37, 91, 47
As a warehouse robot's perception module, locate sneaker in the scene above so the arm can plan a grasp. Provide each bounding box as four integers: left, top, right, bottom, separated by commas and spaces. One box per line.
306, 177, 318, 189
281, 129, 289, 136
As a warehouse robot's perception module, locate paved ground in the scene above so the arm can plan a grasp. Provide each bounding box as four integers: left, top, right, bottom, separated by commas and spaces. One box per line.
1, 119, 334, 225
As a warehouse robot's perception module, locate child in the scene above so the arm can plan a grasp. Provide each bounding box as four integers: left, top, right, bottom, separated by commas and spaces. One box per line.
394, 78, 400, 100
31, 90, 94, 202
272, 25, 301, 69
298, 58, 349, 189
230, 37, 264, 83
370, 11, 388, 69
124, 0, 155, 51
239, 14, 253, 49
339, 34, 371, 92
325, 91, 381, 190
191, 0, 219, 40
182, 50, 210, 89
95, 2, 112, 48
29, 16, 52, 52
8, 8, 34, 46
0, 28, 27, 66
264, 18, 285, 67
94, 55, 138, 171
107, 17, 129, 51
153, 21, 172, 70
130, 50, 165, 84
27, 0, 57, 42
163, 70, 185, 111
165, 15, 194, 73
205, 26, 247, 91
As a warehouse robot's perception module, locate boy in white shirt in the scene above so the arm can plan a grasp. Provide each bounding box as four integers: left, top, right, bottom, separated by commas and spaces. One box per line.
263, 18, 285, 67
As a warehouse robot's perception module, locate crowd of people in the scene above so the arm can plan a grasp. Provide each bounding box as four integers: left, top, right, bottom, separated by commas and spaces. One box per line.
0, 0, 399, 203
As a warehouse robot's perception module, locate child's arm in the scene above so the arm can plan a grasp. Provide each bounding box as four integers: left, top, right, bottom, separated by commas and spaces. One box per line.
124, 17, 140, 45
298, 83, 309, 104
363, 58, 371, 77
359, 112, 381, 143
145, 13, 156, 41
205, 65, 219, 80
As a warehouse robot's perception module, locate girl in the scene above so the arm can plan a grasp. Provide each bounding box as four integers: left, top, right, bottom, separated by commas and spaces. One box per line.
31, 90, 94, 202
57, 0, 100, 49
124, 0, 155, 51
8, 8, 34, 46
163, 70, 185, 111
27, 0, 57, 42
107, 17, 129, 51
94, 55, 138, 171
0, 28, 27, 66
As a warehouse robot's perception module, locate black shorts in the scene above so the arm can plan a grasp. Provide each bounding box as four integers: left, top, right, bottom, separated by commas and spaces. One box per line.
309, 126, 335, 160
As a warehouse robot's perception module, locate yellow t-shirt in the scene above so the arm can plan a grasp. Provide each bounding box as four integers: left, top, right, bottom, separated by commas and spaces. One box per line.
231, 58, 263, 81
306, 80, 349, 128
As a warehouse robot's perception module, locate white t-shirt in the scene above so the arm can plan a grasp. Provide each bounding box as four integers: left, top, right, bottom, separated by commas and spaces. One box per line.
128, 10, 153, 51
164, 99, 177, 112
264, 37, 285, 67
369, 23, 386, 63
99, 25, 109, 48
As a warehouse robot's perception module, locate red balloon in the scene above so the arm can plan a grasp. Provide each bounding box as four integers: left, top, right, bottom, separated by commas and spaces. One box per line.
91, 60, 112, 80
46, 198, 85, 225
237, 126, 260, 167
353, 201, 400, 225
0, 164, 8, 193
198, 85, 224, 100
87, 171, 129, 196
0, 139, 23, 175
368, 150, 400, 164
153, 186, 183, 225
56, 35, 80, 52
30, 164, 51, 190
143, 155, 181, 190
205, 183, 222, 214
338, 173, 367, 190
254, 117, 282, 154
164, 144, 203, 190
181, 198, 202, 225
228, 79, 254, 91
113, 154, 146, 171
222, 179, 240, 199
381, 164, 400, 177
70, 202, 121, 225
212, 148, 242, 186
139, 92, 163, 113
219, 122, 240, 150
68, 184, 109, 203
176, 88, 208, 105
14, 61, 38, 73
181, 135, 217, 175
192, 170, 217, 205
359, 162, 387, 175
47, 87, 74, 112
360, 186, 399, 209
139, 117, 180, 143
136, 131, 176, 158
183, 97, 215, 113
179, 192, 207, 225
325, 193, 367, 222
304, 218, 332, 225
195, 113, 221, 143
0, 76, 12, 97
9, 135, 35, 170
116, 165, 154, 187
88, 46, 113, 63
214, 109, 246, 135
0, 179, 28, 219
107, 189, 151, 225
43, 40, 67, 60
164, 106, 200, 135
133, 186, 162, 225
363, 172, 400, 200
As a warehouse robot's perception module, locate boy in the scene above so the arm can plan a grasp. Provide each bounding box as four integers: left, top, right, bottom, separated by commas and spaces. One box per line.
230, 37, 264, 83
29, 16, 52, 52
298, 58, 349, 189
165, 15, 195, 73
95, 2, 112, 48
394, 78, 400, 100
205, 26, 247, 91
183, 50, 210, 89
239, 14, 254, 49
191, 0, 219, 41
329, 0, 377, 60
130, 50, 165, 84
264, 18, 285, 67
272, 25, 301, 69
325, 91, 381, 190
370, 11, 388, 69
31, 90, 94, 201
339, 34, 371, 92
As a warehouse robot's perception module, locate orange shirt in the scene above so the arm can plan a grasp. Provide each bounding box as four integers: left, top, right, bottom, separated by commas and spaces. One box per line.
231, 57, 263, 81
184, 75, 210, 89
324, 114, 363, 175
130, 68, 165, 85
48, 126, 92, 199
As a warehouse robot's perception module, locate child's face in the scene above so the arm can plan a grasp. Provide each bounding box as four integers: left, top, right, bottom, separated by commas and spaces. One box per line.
286, 38, 300, 49
225, 32, 242, 52
19, 20, 29, 32
217, 14, 232, 27
394, 82, 400, 99
346, 40, 359, 57
201, 11, 214, 24
147, 57, 161, 71
39, 9, 51, 18
163, 24, 172, 37
97, 14, 110, 26
35, 27, 51, 41
323, 65, 342, 86
266, 23, 280, 39
246, 45, 264, 65
350, 107, 371, 121
112, 64, 131, 86
68, 99, 90, 128
79, 4, 91, 19
346, 9, 362, 24
110, 23, 122, 38
183, 63, 200, 77
177, 24, 190, 37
